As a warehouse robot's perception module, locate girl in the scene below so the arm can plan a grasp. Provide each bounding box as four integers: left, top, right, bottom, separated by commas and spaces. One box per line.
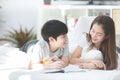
70, 15, 118, 70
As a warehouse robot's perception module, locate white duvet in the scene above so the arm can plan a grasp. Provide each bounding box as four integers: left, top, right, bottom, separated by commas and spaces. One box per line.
0, 46, 30, 69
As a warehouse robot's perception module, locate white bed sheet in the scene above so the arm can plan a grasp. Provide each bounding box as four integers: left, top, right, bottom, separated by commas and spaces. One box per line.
0, 65, 120, 80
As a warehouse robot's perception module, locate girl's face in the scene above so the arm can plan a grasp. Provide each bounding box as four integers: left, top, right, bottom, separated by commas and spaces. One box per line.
90, 23, 105, 45
56, 34, 68, 48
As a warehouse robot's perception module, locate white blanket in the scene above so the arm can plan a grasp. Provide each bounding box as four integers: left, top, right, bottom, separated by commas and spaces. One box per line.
0, 46, 30, 69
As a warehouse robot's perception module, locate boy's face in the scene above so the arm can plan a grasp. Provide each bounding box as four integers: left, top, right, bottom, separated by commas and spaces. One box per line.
55, 34, 68, 48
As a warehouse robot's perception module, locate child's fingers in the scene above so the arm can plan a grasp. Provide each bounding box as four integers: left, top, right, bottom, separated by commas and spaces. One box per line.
50, 56, 60, 62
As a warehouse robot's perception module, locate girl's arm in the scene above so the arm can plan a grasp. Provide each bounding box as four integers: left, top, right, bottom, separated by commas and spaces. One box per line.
70, 46, 106, 70
70, 46, 84, 64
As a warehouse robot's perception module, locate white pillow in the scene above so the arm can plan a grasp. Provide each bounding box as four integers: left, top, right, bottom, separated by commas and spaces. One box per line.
68, 16, 95, 53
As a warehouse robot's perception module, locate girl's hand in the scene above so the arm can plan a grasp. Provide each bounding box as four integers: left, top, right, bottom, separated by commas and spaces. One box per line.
77, 59, 106, 70
89, 59, 106, 70
78, 63, 98, 69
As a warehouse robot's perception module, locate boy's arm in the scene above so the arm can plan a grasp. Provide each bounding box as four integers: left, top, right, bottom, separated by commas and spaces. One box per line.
60, 44, 70, 67
28, 56, 68, 70
61, 56, 69, 66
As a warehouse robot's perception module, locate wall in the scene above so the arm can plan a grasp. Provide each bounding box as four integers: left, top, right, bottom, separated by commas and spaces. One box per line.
0, 0, 43, 38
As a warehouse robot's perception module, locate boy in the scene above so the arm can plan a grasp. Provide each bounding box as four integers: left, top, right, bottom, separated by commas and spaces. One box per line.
27, 20, 69, 70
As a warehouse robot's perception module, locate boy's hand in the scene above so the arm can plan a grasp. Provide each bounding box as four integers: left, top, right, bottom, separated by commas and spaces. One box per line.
44, 60, 65, 69
43, 56, 67, 69
51, 61, 65, 69
44, 56, 66, 69
49, 56, 61, 62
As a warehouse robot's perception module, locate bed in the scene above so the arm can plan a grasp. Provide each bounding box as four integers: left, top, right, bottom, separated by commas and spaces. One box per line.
0, 65, 120, 80
0, 46, 120, 80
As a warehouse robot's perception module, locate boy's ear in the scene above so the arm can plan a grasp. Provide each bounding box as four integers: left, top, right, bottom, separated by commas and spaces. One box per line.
49, 36, 55, 42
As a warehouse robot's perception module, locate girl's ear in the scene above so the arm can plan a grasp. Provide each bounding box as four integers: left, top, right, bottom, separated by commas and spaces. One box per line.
105, 35, 109, 40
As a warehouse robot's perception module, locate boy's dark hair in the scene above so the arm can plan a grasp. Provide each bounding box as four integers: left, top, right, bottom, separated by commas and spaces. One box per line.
41, 20, 68, 42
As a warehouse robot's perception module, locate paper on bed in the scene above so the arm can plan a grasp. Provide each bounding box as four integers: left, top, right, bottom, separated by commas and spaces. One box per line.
43, 65, 86, 73
63, 64, 86, 73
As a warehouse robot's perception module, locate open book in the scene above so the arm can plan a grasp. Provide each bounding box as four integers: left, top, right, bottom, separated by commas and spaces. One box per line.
43, 65, 86, 73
